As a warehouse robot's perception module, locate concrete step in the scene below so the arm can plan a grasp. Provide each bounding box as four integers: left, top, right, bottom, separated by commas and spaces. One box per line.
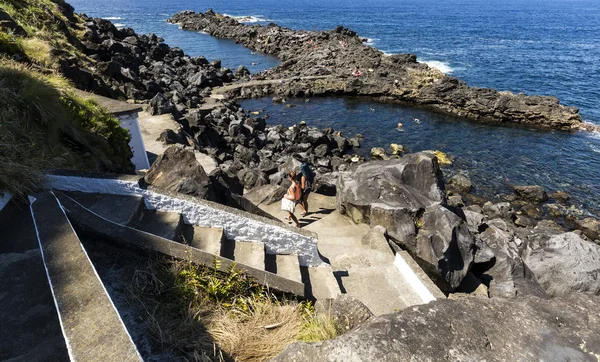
266, 254, 302, 283
306, 265, 342, 300
0, 199, 69, 361
30, 192, 142, 361
234, 241, 265, 270
129, 209, 183, 241
184, 226, 224, 255
62, 191, 145, 225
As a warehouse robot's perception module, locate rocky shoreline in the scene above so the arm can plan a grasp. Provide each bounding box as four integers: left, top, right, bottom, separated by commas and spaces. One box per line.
169, 10, 583, 130
69, 14, 600, 296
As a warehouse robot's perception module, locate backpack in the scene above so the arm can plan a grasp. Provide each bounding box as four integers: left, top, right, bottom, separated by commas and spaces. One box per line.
300, 163, 314, 190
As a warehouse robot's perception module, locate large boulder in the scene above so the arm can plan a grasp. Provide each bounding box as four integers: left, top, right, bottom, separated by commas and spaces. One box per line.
522, 231, 600, 297
144, 145, 213, 199
273, 294, 600, 361
337, 153, 446, 243
477, 222, 546, 298
414, 204, 475, 289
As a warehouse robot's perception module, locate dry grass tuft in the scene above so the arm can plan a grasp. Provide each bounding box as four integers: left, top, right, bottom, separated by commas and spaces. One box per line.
210, 298, 303, 362
21, 38, 55, 68
128, 258, 339, 362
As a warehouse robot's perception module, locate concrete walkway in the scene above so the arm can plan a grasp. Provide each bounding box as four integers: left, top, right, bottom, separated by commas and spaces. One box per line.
210, 75, 334, 98
259, 192, 443, 315
138, 110, 217, 173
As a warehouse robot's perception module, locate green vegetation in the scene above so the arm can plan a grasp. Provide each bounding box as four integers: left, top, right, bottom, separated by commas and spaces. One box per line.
0, 0, 88, 66
0, 60, 132, 197
0, 31, 23, 55
130, 258, 339, 362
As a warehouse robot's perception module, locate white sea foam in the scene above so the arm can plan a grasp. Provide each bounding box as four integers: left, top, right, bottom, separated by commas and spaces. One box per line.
421, 60, 454, 74
382, 51, 394, 56
103, 16, 122, 20
223, 14, 269, 23
363, 37, 378, 45
114, 23, 126, 28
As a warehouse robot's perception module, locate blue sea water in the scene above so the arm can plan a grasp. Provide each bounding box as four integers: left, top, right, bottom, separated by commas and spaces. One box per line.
69, 0, 600, 215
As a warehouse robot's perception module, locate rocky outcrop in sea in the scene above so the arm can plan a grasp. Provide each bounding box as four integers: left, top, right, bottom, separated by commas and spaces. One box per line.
169, 10, 582, 130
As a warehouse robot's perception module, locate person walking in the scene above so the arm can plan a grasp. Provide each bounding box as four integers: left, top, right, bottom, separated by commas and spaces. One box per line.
281, 171, 301, 227
298, 162, 315, 216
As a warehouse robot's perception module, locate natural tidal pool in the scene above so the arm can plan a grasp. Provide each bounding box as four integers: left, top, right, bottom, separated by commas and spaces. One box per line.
240, 96, 600, 216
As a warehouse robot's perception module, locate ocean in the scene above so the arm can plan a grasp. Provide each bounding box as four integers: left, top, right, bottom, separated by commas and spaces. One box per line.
68, 0, 600, 215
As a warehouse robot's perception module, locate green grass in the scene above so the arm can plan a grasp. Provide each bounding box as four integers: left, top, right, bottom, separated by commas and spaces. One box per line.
0, 59, 132, 197
0, 0, 91, 66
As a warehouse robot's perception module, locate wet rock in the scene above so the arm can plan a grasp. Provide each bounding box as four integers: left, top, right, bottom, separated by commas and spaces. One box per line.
389, 143, 404, 155
273, 294, 600, 362
482, 201, 514, 220
370, 147, 387, 160
576, 217, 600, 241
447, 174, 473, 194
514, 185, 549, 203
550, 190, 571, 203
514, 214, 535, 227
144, 145, 213, 199
168, 10, 583, 130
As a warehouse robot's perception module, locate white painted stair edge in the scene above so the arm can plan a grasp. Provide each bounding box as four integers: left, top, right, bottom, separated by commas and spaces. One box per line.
393, 252, 445, 304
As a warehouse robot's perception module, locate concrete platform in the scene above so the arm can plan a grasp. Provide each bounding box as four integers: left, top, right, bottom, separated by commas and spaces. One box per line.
138, 110, 217, 173
30, 192, 142, 361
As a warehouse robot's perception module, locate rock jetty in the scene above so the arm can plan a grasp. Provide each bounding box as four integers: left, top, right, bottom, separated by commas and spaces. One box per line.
169, 10, 582, 130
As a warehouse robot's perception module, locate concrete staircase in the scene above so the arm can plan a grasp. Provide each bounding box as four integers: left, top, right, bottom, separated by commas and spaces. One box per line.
258, 192, 445, 316
16, 192, 143, 361
0, 198, 69, 361
60, 190, 333, 299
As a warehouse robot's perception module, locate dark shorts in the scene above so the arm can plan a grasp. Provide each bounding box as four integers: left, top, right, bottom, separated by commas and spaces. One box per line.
301, 189, 311, 201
